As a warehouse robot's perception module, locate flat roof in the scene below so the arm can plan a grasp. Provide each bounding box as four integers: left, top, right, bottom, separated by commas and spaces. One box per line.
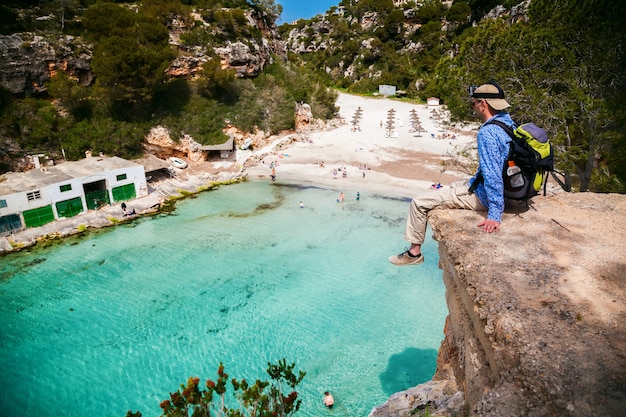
0, 156, 141, 195
199, 135, 234, 151
132, 154, 170, 173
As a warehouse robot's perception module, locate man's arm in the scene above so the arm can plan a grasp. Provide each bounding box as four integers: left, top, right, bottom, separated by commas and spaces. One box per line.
476, 125, 507, 228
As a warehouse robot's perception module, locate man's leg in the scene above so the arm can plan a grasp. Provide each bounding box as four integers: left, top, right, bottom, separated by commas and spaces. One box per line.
390, 180, 485, 265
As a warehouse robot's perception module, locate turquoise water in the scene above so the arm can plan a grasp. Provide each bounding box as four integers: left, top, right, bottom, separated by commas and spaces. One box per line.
0, 181, 447, 417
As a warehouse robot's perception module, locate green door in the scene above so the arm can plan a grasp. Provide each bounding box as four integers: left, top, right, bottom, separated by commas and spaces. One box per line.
56, 197, 84, 218
112, 183, 136, 203
23, 205, 55, 228
85, 189, 110, 210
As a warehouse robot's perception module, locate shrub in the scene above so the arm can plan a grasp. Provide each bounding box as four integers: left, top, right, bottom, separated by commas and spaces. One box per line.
125, 360, 305, 417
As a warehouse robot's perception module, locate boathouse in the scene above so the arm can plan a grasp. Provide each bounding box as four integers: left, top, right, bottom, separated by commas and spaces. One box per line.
0, 155, 147, 235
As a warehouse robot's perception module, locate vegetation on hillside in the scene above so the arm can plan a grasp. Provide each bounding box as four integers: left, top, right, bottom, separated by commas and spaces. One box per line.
0, 0, 335, 163
0, 0, 624, 192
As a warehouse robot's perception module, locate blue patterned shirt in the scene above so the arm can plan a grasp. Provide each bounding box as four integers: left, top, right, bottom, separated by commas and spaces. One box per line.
468, 112, 514, 222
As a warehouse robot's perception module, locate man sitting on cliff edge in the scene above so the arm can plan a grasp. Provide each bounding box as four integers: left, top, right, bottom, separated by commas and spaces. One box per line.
389, 82, 514, 266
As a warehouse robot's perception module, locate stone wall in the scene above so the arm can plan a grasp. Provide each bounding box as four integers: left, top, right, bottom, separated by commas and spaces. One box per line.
370, 192, 626, 417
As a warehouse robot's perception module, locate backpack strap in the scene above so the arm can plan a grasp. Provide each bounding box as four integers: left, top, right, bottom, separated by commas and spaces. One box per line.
486, 119, 516, 140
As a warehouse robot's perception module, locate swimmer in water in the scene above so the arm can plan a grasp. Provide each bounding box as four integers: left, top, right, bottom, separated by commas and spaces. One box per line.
323, 391, 334, 409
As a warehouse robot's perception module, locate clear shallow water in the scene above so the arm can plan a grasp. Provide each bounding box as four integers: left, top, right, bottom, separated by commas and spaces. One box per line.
0, 181, 447, 417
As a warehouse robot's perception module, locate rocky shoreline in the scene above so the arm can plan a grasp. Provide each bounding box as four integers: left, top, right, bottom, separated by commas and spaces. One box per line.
0, 172, 245, 254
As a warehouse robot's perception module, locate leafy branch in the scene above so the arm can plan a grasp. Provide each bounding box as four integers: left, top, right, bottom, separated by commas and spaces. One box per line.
125, 360, 305, 417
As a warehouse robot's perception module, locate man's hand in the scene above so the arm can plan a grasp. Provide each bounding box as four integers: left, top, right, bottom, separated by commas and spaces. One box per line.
478, 219, 500, 233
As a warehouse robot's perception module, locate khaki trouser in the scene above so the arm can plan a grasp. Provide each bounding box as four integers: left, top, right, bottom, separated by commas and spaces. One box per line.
404, 180, 486, 245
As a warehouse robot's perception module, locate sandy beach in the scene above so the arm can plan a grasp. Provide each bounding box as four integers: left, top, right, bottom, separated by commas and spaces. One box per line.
244, 93, 478, 198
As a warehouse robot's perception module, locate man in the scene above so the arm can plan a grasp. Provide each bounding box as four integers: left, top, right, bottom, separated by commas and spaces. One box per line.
323, 391, 335, 408
389, 82, 515, 266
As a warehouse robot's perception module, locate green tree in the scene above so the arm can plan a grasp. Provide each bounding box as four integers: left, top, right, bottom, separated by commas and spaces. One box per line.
7, 98, 62, 150
377, 8, 405, 43
83, 2, 175, 120
60, 118, 145, 160
82, 2, 137, 42
0, 5, 23, 34
446, 1, 471, 24
141, 0, 190, 29
528, 0, 626, 192
47, 70, 93, 120
310, 83, 338, 120
415, 0, 444, 24
249, 0, 282, 20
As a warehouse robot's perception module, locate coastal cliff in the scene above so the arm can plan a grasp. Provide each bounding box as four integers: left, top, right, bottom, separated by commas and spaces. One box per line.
370, 191, 626, 416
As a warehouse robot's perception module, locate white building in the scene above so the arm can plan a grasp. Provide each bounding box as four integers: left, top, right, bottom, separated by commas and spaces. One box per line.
379, 84, 397, 97
0, 155, 147, 234
427, 97, 441, 107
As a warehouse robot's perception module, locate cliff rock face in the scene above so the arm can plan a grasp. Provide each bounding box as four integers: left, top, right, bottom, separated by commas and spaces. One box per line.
370, 191, 626, 416
144, 126, 205, 164
482, 0, 531, 24
294, 102, 313, 129
214, 41, 265, 78
167, 9, 286, 79
0, 9, 285, 95
0, 33, 92, 95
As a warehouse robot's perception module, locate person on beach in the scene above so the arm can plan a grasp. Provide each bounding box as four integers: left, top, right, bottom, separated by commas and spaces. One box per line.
323, 391, 335, 408
337, 192, 344, 203
389, 82, 514, 266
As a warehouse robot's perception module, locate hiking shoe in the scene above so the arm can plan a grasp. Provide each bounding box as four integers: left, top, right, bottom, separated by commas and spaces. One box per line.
389, 250, 424, 266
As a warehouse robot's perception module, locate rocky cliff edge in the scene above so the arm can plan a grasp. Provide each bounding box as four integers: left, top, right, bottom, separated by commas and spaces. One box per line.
370, 191, 626, 417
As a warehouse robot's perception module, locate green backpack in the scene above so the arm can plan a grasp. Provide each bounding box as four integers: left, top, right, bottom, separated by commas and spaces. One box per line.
488, 120, 554, 201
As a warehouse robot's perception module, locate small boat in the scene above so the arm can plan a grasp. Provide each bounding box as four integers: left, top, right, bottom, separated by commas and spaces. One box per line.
240, 138, 252, 150
168, 157, 188, 169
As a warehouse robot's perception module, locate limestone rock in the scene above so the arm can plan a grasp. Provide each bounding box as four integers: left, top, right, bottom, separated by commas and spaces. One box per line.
294, 102, 313, 130
166, 55, 208, 78
214, 41, 264, 78
421, 192, 626, 416
143, 126, 204, 164
368, 380, 465, 417
0, 33, 92, 95
482, 0, 530, 24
